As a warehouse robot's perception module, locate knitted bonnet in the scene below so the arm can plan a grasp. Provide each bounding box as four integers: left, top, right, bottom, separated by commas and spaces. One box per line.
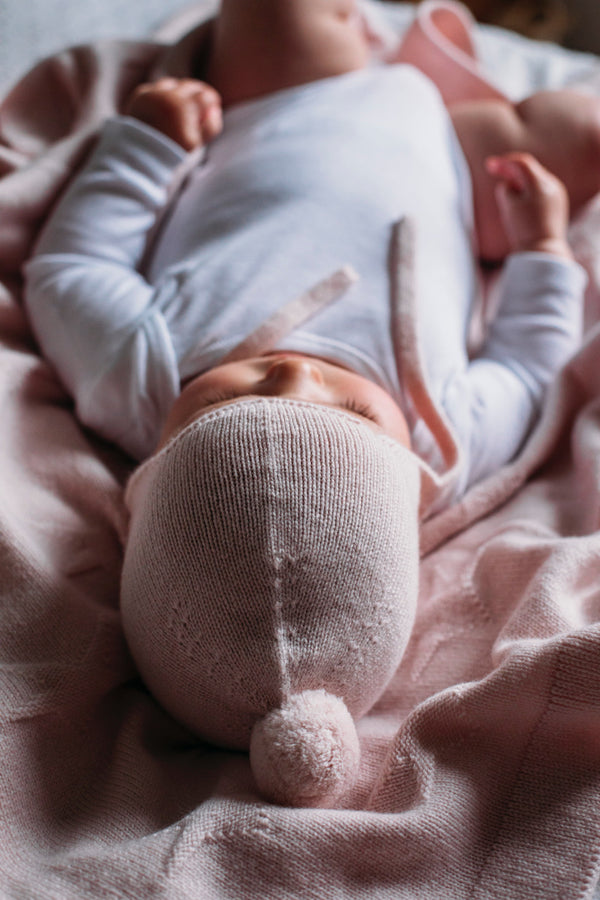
121, 396, 421, 807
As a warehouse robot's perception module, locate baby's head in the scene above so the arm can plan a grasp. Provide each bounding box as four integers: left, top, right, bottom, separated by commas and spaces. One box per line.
121, 355, 420, 807
158, 351, 412, 451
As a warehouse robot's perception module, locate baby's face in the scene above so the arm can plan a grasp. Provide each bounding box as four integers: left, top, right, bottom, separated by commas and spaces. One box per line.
158, 353, 411, 449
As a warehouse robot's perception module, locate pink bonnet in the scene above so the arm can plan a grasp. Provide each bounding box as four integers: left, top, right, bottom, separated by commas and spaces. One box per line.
121, 397, 421, 807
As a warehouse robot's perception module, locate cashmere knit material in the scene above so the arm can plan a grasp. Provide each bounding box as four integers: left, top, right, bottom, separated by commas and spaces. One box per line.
121, 397, 421, 806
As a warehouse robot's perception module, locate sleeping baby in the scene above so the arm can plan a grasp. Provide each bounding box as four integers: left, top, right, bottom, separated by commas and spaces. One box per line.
24, 0, 590, 807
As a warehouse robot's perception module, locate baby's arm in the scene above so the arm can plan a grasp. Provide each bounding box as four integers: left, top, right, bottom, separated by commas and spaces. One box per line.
24, 79, 222, 459
442, 153, 585, 493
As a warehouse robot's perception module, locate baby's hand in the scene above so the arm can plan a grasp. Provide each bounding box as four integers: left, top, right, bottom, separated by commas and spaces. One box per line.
125, 78, 223, 152
486, 152, 573, 260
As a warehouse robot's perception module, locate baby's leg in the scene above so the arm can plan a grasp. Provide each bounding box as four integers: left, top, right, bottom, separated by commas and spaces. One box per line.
451, 90, 600, 262
206, 0, 369, 106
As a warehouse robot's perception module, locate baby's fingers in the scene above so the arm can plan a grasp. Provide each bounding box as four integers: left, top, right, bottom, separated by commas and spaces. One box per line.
171, 80, 223, 146
485, 154, 529, 193
485, 151, 570, 255
126, 78, 223, 151
486, 152, 565, 198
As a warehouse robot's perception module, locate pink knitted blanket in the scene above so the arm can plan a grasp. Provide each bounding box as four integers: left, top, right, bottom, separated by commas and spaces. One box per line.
1, 3, 600, 897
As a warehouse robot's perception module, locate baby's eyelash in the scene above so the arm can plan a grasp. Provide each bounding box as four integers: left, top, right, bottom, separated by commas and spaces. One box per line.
201, 391, 378, 423
202, 389, 241, 408
341, 398, 378, 423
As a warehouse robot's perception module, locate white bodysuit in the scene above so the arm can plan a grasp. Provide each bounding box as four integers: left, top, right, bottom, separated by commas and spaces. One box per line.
24, 65, 585, 494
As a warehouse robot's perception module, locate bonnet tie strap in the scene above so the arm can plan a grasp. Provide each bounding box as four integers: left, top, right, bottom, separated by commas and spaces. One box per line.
219, 265, 359, 364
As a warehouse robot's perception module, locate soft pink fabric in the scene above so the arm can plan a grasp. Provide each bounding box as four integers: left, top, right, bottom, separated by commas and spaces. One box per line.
393, 0, 507, 104
250, 690, 361, 807
121, 398, 421, 807
0, 1, 600, 897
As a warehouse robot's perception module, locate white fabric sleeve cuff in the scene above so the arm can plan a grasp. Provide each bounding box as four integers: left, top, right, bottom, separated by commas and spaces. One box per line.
94, 115, 189, 179
484, 251, 586, 402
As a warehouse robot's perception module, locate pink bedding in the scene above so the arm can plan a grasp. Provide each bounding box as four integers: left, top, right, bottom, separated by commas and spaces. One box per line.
1, 3, 600, 897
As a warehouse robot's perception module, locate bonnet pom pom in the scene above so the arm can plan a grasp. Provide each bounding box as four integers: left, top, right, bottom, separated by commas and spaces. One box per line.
249, 690, 360, 807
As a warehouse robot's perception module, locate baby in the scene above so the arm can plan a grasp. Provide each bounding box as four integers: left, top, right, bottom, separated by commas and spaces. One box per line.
23, 0, 588, 807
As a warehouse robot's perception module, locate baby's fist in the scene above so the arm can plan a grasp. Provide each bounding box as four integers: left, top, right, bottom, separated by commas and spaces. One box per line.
126, 78, 223, 151
486, 152, 572, 260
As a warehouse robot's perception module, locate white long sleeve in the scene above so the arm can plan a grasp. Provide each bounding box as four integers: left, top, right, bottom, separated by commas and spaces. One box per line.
23, 71, 586, 491
439, 252, 585, 494
24, 118, 188, 459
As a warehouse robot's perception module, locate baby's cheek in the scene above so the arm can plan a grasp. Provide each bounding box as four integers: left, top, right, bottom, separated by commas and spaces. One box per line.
377, 396, 411, 448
